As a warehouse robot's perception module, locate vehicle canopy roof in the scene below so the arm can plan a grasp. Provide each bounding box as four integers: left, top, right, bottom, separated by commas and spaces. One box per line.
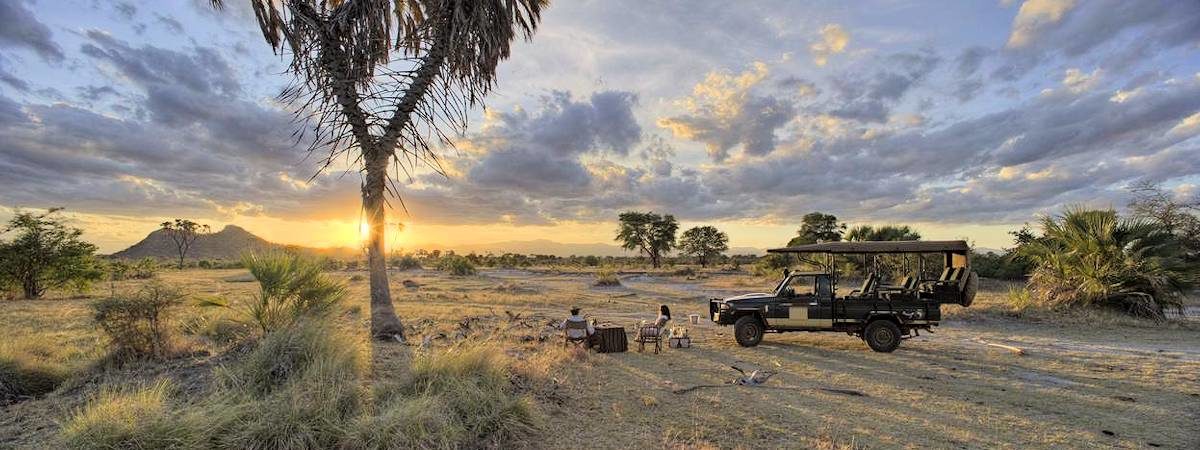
767, 240, 969, 254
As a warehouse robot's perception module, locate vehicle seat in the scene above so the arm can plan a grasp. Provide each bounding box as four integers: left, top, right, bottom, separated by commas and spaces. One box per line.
849, 273, 878, 297
920, 267, 954, 291
881, 275, 915, 292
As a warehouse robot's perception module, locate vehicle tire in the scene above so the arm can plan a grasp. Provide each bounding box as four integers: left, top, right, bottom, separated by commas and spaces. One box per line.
863, 319, 902, 353
960, 271, 978, 307
734, 315, 764, 347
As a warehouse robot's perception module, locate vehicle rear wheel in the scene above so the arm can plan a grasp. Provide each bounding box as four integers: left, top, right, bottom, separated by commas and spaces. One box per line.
734, 315, 764, 347
863, 320, 902, 352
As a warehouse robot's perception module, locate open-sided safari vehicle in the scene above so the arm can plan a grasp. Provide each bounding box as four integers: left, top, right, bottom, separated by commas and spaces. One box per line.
710, 240, 978, 352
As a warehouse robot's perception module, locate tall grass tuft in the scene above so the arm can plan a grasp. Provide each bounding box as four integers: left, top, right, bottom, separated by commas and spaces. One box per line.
355, 344, 537, 449
201, 252, 346, 333
58, 380, 194, 449
594, 267, 620, 286
91, 282, 184, 361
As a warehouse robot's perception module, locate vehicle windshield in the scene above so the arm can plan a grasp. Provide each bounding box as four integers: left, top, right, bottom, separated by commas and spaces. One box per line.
775, 275, 816, 296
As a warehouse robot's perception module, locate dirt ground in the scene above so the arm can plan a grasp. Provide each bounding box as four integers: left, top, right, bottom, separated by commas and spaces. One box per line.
2, 268, 1198, 449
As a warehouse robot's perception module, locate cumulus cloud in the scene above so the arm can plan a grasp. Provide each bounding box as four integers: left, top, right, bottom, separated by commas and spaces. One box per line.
0, 0, 64, 62
809, 24, 849, 67
1006, 0, 1077, 48
658, 62, 796, 161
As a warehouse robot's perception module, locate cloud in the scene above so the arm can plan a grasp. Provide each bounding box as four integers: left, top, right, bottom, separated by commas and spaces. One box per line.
0, 0, 65, 62
657, 62, 796, 160
825, 51, 940, 122
810, 24, 849, 67
1061, 67, 1102, 93
1006, 0, 1077, 48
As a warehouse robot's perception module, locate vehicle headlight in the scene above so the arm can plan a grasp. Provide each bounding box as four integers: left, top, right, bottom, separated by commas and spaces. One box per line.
719, 303, 731, 311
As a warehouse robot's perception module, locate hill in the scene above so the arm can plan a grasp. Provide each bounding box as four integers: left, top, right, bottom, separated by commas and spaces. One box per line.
110, 225, 358, 260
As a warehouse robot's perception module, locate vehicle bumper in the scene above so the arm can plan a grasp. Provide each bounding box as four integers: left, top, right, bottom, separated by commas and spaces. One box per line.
709, 300, 735, 325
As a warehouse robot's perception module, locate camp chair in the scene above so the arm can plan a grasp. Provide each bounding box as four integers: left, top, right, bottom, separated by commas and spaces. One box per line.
563, 319, 590, 348
636, 319, 669, 354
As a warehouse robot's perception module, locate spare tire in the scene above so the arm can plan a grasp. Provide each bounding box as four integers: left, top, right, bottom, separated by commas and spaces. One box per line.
960, 271, 978, 307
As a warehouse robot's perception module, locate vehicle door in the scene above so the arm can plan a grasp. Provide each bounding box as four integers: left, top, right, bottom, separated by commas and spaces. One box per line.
807, 275, 834, 328
771, 275, 824, 329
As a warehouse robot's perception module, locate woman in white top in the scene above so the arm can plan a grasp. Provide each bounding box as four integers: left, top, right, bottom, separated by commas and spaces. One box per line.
644, 304, 671, 337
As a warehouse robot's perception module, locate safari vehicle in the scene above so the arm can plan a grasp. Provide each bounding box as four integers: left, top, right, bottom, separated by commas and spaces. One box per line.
709, 240, 977, 352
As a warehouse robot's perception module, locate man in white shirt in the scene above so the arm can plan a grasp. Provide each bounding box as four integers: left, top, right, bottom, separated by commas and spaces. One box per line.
562, 306, 595, 340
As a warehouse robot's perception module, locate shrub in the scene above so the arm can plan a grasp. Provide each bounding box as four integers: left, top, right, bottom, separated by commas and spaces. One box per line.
672, 267, 696, 277
1019, 207, 1195, 319
752, 254, 791, 277
58, 381, 193, 449
594, 267, 620, 286
201, 252, 346, 333
130, 257, 159, 279
436, 255, 477, 276
91, 282, 184, 361
217, 321, 364, 397
390, 254, 422, 271
349, 274, 366, 282
0, 345, 70, 404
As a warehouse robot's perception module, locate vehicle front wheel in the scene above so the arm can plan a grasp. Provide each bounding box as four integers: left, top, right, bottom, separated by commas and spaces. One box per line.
734, 315, 764, 347
863, 320, 902, 353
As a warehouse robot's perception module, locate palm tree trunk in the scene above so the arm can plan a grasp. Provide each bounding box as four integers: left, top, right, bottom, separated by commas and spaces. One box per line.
363, 150, 405, 341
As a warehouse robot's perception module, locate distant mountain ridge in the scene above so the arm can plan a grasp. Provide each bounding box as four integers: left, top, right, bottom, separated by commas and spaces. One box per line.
110, 225, 358, 260
111, 227, 766, 260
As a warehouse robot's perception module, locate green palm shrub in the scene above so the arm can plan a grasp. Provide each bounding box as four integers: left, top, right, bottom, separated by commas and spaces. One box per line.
1019, 207, 1194, 319
436, 255, 477, 276
201, 252, 346, 334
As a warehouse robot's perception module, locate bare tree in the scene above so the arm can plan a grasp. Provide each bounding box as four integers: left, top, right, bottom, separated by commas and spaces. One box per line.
160, 219, 211, 269
209, 0, 547, 340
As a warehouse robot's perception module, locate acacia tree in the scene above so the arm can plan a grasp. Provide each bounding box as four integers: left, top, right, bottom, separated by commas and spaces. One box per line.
787, 212, 845, 246
678, 225, 728, 267
160, 219, 211, 269
210, 0, 547, 340
615, 212, 678, 268
0, 208, 102, 299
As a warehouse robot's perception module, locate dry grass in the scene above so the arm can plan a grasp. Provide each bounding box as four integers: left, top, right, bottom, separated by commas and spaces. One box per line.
3, 268, 1198, 449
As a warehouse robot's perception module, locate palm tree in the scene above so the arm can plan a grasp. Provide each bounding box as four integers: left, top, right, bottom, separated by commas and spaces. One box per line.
209, 0, 548, 340
1019, 207, 1194, 319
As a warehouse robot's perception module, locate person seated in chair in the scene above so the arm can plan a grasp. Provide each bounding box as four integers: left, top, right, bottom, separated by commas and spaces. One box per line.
641, 305, 671, 338
561, 307, 595, 345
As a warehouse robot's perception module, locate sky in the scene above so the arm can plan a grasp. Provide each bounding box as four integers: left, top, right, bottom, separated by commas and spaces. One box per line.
1, 0, 1198, 254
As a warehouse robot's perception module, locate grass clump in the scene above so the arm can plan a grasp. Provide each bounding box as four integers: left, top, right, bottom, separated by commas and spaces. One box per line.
91, 282, 184, 361
359, 344, 537, 449
0, 344, 71, 404
594, 267, 620, 286
436, 255, 477, 276
202, 252, 346, 333
58, 380, 193, 449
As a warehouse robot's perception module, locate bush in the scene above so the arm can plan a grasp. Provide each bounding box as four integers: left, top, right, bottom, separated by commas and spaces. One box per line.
58, 381, 193, 449
437, 255, 477, 276
672, 267, 696, 277
91, 282, 184, 361
594, 267, 620, 286
0, 345, 70, 404
201, 252, 346, 333
130, 258, 159, 279
389, 254, 422, 271
752, 254, 791, 277
1020, 207, 1195, 319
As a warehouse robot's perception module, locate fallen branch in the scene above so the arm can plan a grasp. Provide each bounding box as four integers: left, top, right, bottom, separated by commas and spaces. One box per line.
672, 384, 869, 397
975, 339, 1026, 355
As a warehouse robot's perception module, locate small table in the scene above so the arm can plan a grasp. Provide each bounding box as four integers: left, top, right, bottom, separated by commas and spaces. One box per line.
593, 326, 627, 353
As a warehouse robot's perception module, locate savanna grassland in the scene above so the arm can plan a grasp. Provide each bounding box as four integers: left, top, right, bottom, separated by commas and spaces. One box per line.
2, 268, 1198, 449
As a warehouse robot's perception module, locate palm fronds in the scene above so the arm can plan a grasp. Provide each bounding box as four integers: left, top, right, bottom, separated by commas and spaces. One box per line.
202, 252, 346, 333
1019, 207, 1194, 319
